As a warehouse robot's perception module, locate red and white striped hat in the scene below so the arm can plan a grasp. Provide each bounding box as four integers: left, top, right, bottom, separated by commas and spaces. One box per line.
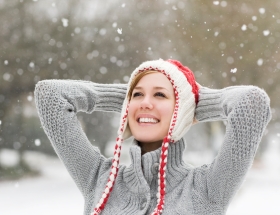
93, 59, 199, 215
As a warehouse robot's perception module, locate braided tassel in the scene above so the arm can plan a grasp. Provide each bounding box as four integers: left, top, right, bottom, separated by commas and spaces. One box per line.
151, 72, 178, 215
91, 136, 122, 215
91, 106, 129, 215
151, 137, 170, 215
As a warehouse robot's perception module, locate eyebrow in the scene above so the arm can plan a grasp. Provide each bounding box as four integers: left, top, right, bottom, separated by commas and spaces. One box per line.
134, 86, 168, 90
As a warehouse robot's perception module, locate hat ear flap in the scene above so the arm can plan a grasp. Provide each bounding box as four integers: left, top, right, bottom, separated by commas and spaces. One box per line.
118, 96, 133, 140
123, 122, 132, 140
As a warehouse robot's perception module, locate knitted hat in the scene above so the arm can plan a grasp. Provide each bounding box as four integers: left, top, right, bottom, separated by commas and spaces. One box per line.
92, 59, 199, 215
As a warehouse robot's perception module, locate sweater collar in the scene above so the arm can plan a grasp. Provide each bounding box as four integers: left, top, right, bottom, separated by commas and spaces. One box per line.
123, 138, 189, 194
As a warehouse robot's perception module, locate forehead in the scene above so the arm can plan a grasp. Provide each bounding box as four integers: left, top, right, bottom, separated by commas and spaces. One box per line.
136, 72, 171, 86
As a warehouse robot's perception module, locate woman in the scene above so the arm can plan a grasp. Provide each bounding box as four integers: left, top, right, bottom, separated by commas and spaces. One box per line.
35, 59, 271, 215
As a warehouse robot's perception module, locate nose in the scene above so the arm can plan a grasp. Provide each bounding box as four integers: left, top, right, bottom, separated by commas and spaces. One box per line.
140, 96, 153, 109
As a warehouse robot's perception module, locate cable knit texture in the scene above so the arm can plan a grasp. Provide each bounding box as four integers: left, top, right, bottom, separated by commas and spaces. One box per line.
35, 80, 271, 215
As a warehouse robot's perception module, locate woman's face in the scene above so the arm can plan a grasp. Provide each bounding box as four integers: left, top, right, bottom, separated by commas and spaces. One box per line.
128, 72, 175, 147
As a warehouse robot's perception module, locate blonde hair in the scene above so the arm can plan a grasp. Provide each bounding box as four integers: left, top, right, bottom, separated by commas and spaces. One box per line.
127, 70, 157, 100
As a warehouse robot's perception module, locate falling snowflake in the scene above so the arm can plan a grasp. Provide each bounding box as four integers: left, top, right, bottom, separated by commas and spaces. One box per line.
27, 95, 33, 101
61, 18, 69, 27
257, 58, 263, 66
241, 24, 247, 31
259, 8, 265, 14
35, 139, 41, 146
112, 22, 117, 28
263, 30, 270, 36
220, 1, 227, 7
230, 68, 237, 73
3, 73, 11, 81
29, 62, 35, 68
117, 28, 122, 34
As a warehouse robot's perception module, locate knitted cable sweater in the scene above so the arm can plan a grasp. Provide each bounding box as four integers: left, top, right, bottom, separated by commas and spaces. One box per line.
34, 80, 271, 215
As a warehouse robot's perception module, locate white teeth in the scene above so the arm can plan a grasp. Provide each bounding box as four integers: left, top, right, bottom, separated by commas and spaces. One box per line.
139, 118, 159, 123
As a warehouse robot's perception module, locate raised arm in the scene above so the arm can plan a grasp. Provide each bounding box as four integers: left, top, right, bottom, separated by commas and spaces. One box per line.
195, 86, 271, 210
34, 79, 126, 196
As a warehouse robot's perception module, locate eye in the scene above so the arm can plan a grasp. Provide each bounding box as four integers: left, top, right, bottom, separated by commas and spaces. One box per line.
132, 92, 143, 98
155, 92, 166, 98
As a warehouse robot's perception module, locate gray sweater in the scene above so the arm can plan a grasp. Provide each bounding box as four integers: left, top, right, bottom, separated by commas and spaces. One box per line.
34, 80, 271, 215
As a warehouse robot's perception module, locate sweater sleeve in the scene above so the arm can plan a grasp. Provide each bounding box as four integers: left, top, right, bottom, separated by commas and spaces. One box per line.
195, 86, 271, 210
34, 79, 127, 196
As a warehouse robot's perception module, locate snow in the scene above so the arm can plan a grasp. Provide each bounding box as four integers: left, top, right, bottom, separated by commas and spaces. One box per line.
252, 16, 257, 21
230, 68, 237, 73
3, 73, 12, 81
257, 58, 264, 66
213, 1, 220, 6
0, 150, 19, 167
220, 1, 227, 7
112, 22, 117, 28
241, 24, 247, 31
1, 142, 280, 215
0, 153, 84, 215
227, 167, 280, 215
259, 8, 266, 14
34, 139, 41, 146
263, 30, 270, 36
27, 95, 33, 102
117, 28, 122, 34
29, 62, 35, 68
61, 18, 69, 27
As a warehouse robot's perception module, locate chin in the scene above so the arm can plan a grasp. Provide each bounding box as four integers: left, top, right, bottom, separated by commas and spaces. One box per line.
134, 137, 163, 144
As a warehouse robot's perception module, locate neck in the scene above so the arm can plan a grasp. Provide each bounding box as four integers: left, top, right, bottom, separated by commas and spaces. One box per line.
138, 140, 162, 155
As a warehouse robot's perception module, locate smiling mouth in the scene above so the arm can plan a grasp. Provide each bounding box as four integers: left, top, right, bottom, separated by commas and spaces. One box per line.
137, 118, 159, 123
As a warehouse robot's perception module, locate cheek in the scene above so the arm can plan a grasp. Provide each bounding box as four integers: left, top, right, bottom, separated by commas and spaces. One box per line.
158, 103, 174, 120
127, 102, 137, 121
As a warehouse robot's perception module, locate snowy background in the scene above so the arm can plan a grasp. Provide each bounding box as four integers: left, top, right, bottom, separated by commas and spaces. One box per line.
1, 137, 280, 215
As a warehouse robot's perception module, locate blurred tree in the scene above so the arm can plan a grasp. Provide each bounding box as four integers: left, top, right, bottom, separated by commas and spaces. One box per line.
0, 0, 120, 176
